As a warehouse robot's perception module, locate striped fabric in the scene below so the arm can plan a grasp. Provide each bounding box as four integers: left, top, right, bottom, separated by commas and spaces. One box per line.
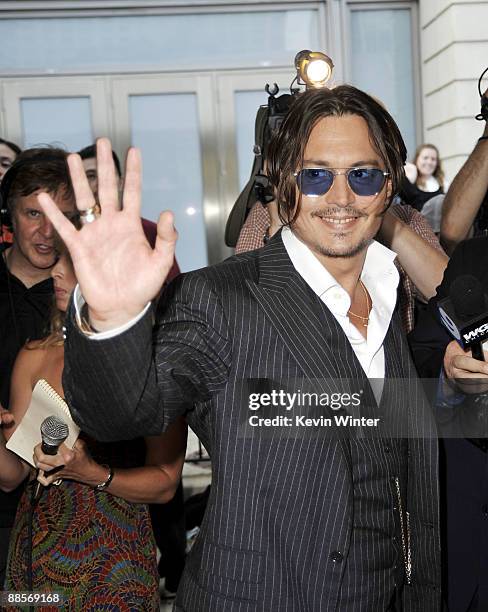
64, 234, 441, 611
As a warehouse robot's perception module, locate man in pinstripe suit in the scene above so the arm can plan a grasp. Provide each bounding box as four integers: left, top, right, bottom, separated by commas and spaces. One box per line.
40, 86, 441, 611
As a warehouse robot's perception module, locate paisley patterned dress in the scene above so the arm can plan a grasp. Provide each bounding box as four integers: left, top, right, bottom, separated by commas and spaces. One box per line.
4, 437, 159, 611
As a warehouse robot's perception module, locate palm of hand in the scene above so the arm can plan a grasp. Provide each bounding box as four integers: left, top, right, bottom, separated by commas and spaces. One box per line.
71, 209, 175, 325
38, 139, 178, 330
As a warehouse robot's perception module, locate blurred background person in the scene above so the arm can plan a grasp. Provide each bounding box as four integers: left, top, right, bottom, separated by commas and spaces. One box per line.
0, 147, 76, 590
401, 143, 449, 212
0, 138, 21, 183
409, 234, 488, 612
0, 138, 22, 244
0, 243, 187, 610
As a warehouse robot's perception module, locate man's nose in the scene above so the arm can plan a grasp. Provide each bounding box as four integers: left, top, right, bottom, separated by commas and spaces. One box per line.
39, 215, 54, 238
325, 173, 355, 208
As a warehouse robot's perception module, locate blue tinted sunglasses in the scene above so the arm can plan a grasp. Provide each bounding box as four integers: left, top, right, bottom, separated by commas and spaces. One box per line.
294, 167, 390, 197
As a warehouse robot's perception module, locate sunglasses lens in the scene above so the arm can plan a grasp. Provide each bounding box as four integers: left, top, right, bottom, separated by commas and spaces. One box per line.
348, 168, 385, 196
296, 169, 334, 196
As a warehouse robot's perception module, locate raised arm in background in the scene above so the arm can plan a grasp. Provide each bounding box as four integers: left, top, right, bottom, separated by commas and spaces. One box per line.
379, 206, 448, 300
440, 92, 488, 254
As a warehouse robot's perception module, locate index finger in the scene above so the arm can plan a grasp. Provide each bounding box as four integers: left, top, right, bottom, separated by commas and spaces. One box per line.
67, 153, 96, 213
38, 192, 79, 251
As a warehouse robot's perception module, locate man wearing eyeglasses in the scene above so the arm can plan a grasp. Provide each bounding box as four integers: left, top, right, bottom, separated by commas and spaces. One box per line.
40, 86, 440, 611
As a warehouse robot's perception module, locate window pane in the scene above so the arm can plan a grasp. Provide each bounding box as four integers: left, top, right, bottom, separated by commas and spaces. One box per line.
0, 11, 319, 72
350, 9, 416, 157
21, 97, 92, 150
129, 93, 207, 272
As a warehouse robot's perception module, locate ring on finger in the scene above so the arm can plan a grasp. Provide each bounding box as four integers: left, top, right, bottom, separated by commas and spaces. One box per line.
79, 204, 100, 225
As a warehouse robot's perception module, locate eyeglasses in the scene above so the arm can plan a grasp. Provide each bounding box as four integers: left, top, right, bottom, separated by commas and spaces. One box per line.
294, 167, 390, 197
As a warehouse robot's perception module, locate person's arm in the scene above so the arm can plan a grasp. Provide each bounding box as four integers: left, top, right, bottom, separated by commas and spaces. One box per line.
0, 349, 38, 492
235, 201, 270, 254
0, 409, 24, 493
34, 417, 188, 504
38, 139, 231, 441
379, 207, 448, 299
440, 118, 488, 254
63, 272, 231, 442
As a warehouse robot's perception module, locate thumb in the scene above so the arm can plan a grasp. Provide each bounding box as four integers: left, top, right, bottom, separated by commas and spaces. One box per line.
154, 211, 178, 258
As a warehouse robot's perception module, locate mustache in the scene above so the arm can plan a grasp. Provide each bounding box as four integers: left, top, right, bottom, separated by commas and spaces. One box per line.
310, 207, 367, 219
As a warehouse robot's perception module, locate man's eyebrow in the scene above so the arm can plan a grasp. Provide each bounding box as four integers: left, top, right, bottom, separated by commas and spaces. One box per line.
303, 158, 382, 167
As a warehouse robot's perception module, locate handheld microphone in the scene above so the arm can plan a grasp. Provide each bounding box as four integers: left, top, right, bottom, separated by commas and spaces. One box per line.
438, 275, 488, 361
34, 416, 69, 502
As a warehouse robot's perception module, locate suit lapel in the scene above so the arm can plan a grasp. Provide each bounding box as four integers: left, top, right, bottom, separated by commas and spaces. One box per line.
246, 235, 340, 381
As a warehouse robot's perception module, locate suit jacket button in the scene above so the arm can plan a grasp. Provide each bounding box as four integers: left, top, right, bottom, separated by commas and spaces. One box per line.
330, 551, 343, 563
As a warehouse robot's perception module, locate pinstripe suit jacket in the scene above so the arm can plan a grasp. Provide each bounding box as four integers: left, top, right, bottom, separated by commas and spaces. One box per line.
64, 234, 441, 611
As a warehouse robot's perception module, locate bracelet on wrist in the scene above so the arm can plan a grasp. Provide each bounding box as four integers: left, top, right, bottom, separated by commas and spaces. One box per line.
479, 136, 488, 142
95, 464, 114, 491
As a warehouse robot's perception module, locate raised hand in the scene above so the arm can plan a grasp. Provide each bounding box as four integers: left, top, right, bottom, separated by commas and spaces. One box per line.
38, 138, 178, 331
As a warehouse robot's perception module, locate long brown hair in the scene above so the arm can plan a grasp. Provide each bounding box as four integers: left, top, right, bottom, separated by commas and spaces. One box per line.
413, 143, 445, 191
267, 85, 407, 226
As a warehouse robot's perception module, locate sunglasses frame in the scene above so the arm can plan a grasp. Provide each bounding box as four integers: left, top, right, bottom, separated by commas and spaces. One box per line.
293, 167, 390, 198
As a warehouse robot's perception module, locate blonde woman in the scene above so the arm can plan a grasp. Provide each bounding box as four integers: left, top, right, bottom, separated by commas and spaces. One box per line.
403, 143, 449, 212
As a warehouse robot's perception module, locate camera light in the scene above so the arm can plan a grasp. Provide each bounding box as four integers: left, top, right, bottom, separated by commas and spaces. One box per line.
295, 50, 334, 89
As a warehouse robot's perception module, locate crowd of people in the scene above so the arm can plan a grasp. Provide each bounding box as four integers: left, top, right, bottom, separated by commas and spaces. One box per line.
0, 79, 487, 611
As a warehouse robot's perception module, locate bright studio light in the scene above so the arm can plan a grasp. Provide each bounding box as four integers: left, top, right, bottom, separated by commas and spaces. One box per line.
295, 50, 334, 89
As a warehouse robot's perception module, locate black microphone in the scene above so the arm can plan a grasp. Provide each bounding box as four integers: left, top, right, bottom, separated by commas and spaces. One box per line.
438, 275, 488, 361
34, 416, 69, 502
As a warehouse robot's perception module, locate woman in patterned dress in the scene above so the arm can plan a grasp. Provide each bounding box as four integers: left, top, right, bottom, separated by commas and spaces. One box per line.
0, 247, 187, 611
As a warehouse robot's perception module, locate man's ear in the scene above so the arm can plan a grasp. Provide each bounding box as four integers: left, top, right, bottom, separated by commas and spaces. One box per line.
378, 178, 393, 216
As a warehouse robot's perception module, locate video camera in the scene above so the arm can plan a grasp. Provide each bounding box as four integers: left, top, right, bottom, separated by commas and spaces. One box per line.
224, 50, 334, 247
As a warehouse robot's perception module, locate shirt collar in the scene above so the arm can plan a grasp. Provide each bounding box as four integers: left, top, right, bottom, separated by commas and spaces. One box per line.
281, 225, 398, 301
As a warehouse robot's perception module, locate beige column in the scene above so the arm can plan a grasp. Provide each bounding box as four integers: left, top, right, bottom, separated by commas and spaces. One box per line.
419, 0, 488, 181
